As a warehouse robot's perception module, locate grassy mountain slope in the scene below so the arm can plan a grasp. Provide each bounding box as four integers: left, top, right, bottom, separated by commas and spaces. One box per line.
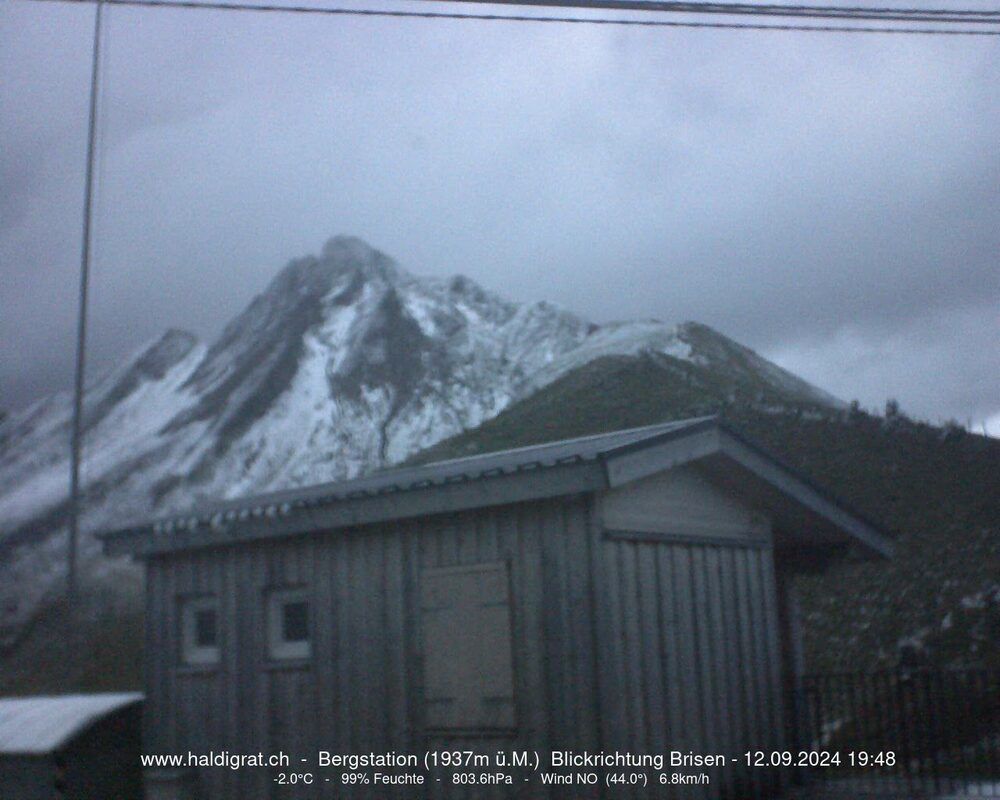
415, 353, 1000, 673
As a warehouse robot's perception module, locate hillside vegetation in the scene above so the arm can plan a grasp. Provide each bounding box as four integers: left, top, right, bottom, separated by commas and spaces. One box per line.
415, 353, 1000, 673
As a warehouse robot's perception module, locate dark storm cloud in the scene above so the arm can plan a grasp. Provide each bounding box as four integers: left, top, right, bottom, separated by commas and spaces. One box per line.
1, 0, 997, 431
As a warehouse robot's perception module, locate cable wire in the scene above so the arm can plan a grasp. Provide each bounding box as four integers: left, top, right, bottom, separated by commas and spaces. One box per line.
22, 0, 1000, 34
412, 0, 1000, 24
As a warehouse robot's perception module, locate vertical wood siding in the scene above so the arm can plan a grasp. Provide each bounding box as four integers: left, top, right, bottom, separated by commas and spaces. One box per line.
588, 527, 785, 799
145, 489, 787, 800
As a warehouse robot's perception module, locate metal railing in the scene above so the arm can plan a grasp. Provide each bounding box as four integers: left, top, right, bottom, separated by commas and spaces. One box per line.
787, 669, 1000, 798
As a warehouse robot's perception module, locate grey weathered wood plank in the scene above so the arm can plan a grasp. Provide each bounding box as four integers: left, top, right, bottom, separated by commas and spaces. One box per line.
692, 546, 722, 795
637, 542, 666, 762
733, 547, 761, 799
702, 547, 733, 797
565, 497, 599, 763
513, 501, 549, 770
760, 548, 786, 796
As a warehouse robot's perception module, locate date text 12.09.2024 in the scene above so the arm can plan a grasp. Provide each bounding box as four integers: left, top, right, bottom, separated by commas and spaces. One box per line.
744, 751, 896, 768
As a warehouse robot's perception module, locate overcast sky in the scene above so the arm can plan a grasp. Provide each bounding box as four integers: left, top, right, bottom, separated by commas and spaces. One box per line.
1, 0, 998, 433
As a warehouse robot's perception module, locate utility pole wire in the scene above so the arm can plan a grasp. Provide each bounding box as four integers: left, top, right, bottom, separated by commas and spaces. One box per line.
22, 0, 1000, 34
501, 0, 1000, 14
67, 0, 104, 600
412, 0, 1000, 23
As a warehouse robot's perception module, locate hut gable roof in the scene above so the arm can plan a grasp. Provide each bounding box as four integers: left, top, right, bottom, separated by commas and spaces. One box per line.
100, 416, 892, 559
0, 693, 142, 755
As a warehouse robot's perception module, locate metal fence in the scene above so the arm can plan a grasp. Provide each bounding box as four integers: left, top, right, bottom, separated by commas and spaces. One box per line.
787, 669, 1000, 798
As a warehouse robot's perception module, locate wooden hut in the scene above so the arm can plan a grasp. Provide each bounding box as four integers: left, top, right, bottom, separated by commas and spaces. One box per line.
100, 417, 891, 799
0, 692, 142, 799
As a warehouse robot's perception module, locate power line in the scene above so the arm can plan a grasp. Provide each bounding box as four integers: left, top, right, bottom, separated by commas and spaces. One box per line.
544, 0, 1000, 15
22, 0, 1000, 34
413, 0, 1000, 24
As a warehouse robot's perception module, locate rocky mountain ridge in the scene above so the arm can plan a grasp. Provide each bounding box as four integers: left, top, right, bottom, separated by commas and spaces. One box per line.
0, 235, 840, 644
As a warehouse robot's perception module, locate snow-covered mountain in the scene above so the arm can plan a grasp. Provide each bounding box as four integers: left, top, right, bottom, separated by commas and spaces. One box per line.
0, 235, 839, 641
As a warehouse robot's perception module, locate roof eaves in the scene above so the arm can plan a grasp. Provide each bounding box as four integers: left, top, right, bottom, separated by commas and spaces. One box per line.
600, 417, 723, 487
599, 414, 718, 461
100, 419, 708, 546
102, 457, 608, 557
715, 423, 894, 559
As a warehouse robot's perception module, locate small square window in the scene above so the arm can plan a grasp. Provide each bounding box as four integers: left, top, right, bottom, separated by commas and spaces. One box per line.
181, 596, 220, 666
267, 588, 311, 660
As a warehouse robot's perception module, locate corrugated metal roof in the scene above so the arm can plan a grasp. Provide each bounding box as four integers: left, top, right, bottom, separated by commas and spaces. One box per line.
0, 693, 142, 755
99, 415, 893, 560
114, 416, 714, 540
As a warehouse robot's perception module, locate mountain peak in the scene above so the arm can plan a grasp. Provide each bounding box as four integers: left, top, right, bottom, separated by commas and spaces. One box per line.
242, 236, 404, 325
320, 235, 400, 282
321, 233, 376, 258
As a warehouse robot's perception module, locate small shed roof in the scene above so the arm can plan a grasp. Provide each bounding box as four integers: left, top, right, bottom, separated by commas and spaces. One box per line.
100, 416, 893, 559
0, 693, 142, 755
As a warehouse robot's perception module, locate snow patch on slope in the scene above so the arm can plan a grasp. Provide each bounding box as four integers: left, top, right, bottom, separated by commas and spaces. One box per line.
0, 236, 841, 644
